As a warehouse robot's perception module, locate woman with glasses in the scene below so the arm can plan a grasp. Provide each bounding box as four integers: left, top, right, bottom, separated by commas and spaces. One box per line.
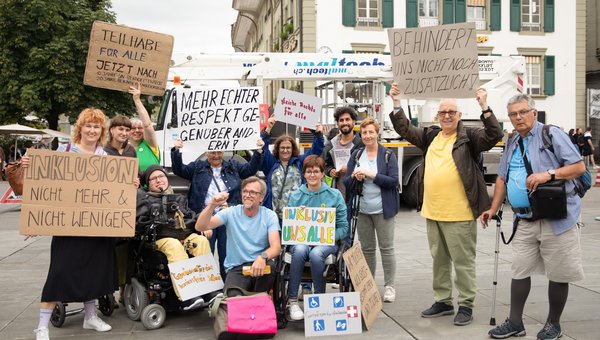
284, 155, 348, 321
344, 117, 400, 303
171, 138, 265, 279
128, 82, 160, 172
22, 108, 118, 340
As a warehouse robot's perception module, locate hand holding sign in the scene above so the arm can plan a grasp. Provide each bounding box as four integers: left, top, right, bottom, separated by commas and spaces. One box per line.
266, 116, 276, 134
476, 87, 489, 110
274, 89, 323, 130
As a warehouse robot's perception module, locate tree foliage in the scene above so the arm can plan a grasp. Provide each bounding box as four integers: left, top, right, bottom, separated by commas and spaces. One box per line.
0, 0, 134, 129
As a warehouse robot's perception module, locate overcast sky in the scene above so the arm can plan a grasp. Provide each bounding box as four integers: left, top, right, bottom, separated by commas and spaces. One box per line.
110, 0, 237, 58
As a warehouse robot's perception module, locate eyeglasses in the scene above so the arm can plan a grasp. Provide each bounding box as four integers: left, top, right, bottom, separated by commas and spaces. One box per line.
508, 108, 534, 118
305, 170, 322, 176
148, 174, 167, 183
437, 110, 458, 117
242, 189, 261, 197
279, 146, 292, 150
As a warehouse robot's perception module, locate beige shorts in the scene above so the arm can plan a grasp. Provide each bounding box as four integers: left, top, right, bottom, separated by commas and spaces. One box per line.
511, 219, 584, 282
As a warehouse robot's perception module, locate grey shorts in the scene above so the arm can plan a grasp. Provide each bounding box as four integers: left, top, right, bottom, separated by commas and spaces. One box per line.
511, 219, 584, 283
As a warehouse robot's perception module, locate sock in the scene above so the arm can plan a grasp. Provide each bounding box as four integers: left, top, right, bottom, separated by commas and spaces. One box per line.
38, 309, 53, 329
83, 300, 96, 320
509, 277, 531, 325
548, 281, 569, 323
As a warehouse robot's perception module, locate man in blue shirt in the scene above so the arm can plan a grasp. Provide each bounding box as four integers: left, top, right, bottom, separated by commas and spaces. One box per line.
196, 176, 281, 294
481, 94, 585, 340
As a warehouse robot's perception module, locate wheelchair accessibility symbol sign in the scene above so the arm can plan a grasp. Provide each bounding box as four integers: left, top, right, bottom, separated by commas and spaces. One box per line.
304, 292, 362, 337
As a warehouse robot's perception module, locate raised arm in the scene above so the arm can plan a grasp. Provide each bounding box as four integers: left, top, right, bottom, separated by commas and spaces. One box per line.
129, 82, 158, 149
170, 139, 196, 180
388, 83, 428, 148
196, 192, 228, 231
468, 87, 504, 153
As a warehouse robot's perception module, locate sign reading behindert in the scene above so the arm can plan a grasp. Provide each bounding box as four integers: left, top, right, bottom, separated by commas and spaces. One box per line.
19, 149, 137, 237
304, 292, 362, 337
342, 242, 382, 330
281, 207, 336, 246
387, 22, 479, 99
173, 86, 262, 152
168, 253, 224, 301
273, 89, 322, 130
84, 21, 174, 96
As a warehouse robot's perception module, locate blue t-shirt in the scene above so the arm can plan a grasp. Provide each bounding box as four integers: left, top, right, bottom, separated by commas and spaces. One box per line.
506, 137, 531, 217
216, 205, 280, 272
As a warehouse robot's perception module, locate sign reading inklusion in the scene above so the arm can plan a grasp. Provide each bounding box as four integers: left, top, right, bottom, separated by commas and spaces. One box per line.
19, 149, 138, 237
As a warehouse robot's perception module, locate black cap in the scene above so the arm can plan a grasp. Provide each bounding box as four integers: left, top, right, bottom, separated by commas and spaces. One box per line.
142, 164, 167, 188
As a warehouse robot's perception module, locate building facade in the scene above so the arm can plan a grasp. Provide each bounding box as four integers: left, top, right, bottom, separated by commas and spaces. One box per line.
232, 0, 585, 129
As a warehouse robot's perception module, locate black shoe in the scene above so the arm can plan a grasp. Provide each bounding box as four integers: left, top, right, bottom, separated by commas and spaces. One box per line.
488, 318, 526, 339
421, 302, 454, 318
536, 321, 562, 340
182, 297, 204, 311
202, 290, 224, 306
453, 306, 473, 326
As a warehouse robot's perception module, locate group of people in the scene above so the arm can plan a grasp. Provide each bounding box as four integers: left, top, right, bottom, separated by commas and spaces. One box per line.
568, 127, 598, 168
21, 81, 586, 340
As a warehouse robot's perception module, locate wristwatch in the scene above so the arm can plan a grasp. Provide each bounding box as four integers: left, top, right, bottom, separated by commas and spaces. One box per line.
260, 251, 269, 261
547, 169, 556, 181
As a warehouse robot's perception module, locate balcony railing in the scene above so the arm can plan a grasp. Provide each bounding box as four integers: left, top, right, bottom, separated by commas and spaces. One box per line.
419, 17, 439, 27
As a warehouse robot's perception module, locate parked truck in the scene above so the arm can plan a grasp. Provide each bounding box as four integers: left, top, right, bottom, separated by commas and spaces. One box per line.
153, 53, 526, 208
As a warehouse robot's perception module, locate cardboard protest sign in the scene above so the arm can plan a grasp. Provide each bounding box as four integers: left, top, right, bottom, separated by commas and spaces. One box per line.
303, 292, 362, 337
387, 22, 479, 99
84, 21, 174, 96
173, 86, 262, 152
168, 253, 224, 301
342, 242, 382, 330
19, 149, 137, 237
273, 89, 322, 129
282, 207, 336, 246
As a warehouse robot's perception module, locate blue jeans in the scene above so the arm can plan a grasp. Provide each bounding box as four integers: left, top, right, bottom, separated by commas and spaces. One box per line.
287, 244, 338, 299
209, 225, 227, 280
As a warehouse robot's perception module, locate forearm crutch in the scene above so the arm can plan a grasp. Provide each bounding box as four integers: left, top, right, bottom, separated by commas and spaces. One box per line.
489, 201, 505, 326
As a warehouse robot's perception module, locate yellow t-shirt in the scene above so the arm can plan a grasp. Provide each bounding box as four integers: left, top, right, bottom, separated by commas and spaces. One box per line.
421, 132, 474, 221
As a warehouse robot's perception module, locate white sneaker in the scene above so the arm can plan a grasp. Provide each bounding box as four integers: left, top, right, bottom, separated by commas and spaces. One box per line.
34, 327, 49, 340
331, 283, 340, 289
298, 287, 312, 301
286, 302, 304, 321
383, 286, 396, 302
83, 315, 112, 332
595, 216, 600, 221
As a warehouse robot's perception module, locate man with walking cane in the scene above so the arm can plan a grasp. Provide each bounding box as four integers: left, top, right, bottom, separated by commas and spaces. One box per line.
481, 94, 585, 340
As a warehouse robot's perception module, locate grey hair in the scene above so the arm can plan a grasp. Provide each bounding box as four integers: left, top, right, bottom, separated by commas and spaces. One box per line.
507, 94, 535, 110
241, 176, 267, 196
130, 117, 142, 125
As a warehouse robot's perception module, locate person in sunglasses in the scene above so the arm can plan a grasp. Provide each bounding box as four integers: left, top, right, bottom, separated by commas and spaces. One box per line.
389, 84, 502, 326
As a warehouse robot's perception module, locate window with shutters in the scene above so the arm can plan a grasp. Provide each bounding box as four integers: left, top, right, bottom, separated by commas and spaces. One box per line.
525, 56, 542, 95
357, 0, 380, 27
522, 0, 542, 32
418, 0, 439, 27
467, 0, 486, 30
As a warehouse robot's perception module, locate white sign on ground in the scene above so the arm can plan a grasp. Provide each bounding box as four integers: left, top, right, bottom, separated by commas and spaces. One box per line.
173, 86, 262, 152
387, 22, 479, 99
281, 207, 336, 246
304, 292, 362, 337
274, 89, 322, 129
168, 253, 224, 301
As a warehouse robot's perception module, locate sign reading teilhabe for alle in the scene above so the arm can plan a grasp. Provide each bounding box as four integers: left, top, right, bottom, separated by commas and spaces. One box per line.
168, 253, 224, 301
282, 207, 336, 246
273, 89, 322, 130
304, 292, 362, 337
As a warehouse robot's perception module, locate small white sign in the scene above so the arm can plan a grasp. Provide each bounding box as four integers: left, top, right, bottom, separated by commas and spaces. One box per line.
333, 149, 351, 171
167, 253, 224, 301
304, 292, 362, 337
274, 89, 322, 129
282, 207, 336, 246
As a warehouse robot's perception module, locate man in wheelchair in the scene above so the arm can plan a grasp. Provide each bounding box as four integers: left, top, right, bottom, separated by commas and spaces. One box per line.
283, 155, 349, 321
136, 164, 217, 310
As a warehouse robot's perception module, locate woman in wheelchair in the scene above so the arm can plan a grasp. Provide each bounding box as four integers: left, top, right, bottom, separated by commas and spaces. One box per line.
284, 155, 349, 321
137, 165, 216, 310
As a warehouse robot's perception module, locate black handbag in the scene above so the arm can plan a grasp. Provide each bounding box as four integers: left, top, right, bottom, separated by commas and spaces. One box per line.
518, 138, 567, 221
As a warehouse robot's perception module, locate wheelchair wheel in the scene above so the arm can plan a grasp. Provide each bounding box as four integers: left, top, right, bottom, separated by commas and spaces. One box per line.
98, 294, 115, 316
124, 278, 149, 321
141, 304, 166, 330
338, 260, 353, 292
50, 302, 66, 328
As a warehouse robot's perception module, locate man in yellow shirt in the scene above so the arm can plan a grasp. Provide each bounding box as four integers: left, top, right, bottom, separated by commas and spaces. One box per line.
389, 84, 503, 326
